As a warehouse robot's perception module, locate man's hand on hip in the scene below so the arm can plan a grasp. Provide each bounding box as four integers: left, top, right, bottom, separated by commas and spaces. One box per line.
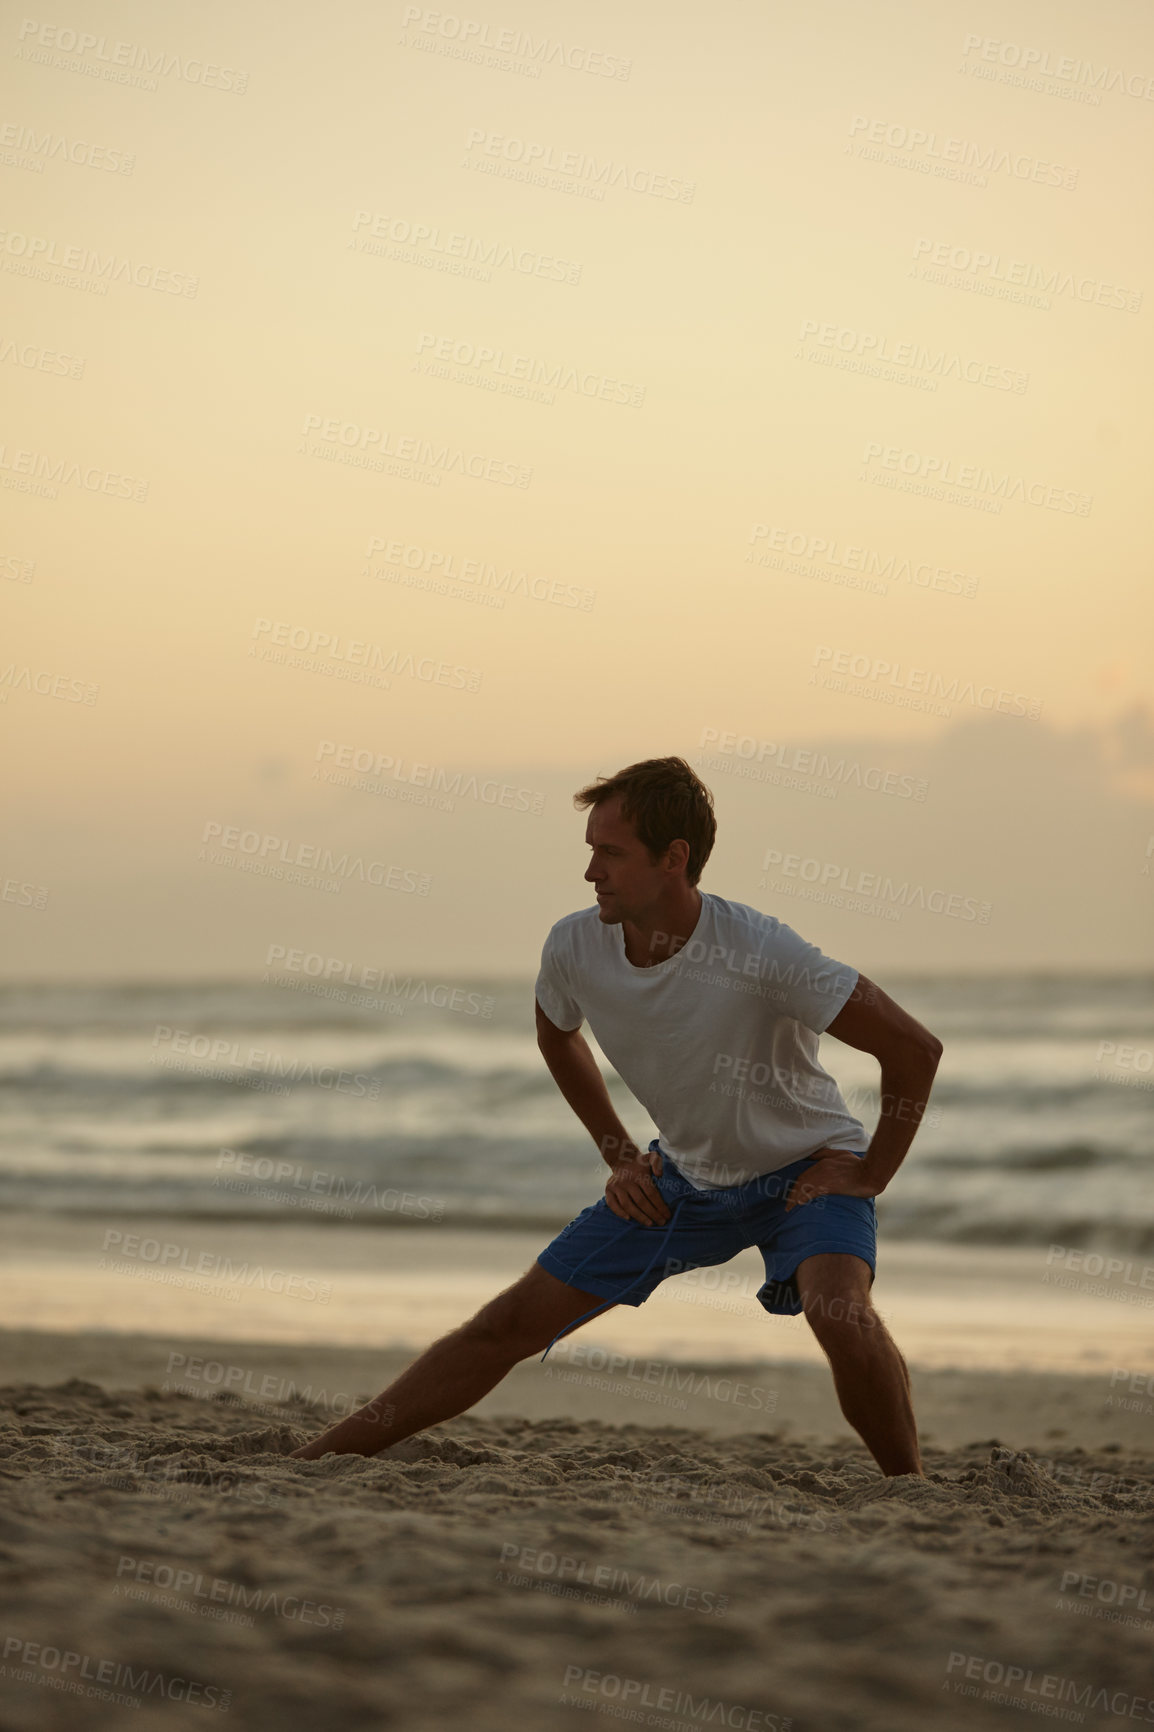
784, 1148, 880, 1211
604, 1143, 670, 1227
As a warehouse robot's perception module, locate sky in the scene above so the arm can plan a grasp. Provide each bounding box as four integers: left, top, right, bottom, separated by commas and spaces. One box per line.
2, 0, 1152, 976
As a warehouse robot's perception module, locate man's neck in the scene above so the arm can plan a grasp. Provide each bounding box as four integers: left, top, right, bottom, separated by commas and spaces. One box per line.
621, 888, 703, 967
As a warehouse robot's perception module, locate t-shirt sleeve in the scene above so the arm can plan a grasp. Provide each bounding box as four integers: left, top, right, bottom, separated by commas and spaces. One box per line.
762, 919, 858, 1034
534, 922, 584, 1031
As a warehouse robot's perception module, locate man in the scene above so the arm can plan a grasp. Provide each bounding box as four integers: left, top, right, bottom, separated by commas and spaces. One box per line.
292, 756, 941, 1476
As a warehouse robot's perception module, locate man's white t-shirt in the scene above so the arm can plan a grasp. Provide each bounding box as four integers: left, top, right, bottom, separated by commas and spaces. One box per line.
534, 892, 868, 1189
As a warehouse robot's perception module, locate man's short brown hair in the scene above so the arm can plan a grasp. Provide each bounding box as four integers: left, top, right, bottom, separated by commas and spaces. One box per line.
573, 756, 716, 887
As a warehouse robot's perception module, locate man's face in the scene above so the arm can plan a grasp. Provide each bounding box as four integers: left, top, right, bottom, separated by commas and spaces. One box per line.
584, 795, 674, 923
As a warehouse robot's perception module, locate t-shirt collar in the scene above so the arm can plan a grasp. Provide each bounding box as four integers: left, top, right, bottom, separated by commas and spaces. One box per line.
615, 890, 708, 971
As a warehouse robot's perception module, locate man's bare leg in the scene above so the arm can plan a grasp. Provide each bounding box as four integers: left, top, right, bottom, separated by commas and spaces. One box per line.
290, 1264, 610, 1460
796, 1252, 923, 1478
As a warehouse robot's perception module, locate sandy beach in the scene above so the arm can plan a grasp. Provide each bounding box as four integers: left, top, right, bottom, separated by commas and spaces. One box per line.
2, 981, 1150, 1728
2, 1327, 1153, 1732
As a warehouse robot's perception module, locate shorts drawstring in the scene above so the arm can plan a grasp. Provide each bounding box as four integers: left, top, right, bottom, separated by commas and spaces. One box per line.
535, 1143, 877, 1350
539, 1155, 688, 1363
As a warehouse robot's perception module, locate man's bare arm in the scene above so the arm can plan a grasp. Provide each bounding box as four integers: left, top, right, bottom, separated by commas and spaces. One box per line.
819, 972, 943, 1195
535, 999, 670, 1226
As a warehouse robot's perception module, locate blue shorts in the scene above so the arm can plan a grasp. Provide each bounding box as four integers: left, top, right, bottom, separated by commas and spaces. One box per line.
537, 1140, 876, 1326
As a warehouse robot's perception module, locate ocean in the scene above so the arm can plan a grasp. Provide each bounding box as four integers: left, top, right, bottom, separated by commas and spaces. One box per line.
1, 974, 1150, 1253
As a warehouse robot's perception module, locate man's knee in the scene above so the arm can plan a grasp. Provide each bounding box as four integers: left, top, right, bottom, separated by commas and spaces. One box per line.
800, 1287, 880, 1348
796, 1256, 874, 1339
